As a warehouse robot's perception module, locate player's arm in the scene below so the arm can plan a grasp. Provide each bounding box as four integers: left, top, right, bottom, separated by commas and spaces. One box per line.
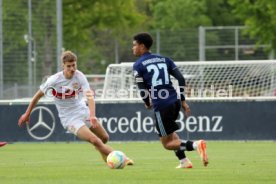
78, 71, 99, 128
84, 89, 99, 128
135, 75, 151, 109
18, 90, 44, 126
171, 67, 191, 117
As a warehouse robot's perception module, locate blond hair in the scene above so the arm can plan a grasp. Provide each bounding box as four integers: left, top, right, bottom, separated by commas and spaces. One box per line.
61, 50, 77, 63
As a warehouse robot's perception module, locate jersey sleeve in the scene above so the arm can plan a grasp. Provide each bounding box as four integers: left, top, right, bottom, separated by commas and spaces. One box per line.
77, 71, 90, 91
166, 57, 186, 101
39, 75, 56, 94
166, 57, 177, 73
133, 62, 142, 77
133, 63, 151, 106
133, 63, 145, 84
171, 68, 186, 101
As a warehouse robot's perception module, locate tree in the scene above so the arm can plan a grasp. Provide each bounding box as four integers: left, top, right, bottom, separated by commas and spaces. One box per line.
2, 0, 29, 84
2, 0, 57, 86
205, 0, 243, 26
229, 0, 276, 51
150, 0, 212, 30
63, 0, 148, 73
148, 0, 213, 60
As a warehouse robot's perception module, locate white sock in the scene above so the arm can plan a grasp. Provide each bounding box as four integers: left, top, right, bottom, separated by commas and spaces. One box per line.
192, 142, 198, 150
180, 158, 186, 164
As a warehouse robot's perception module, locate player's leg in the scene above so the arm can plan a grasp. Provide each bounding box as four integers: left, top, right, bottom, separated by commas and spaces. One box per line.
159, 132, 180, 150
77, 125, 113, 161
89, 120, 109, 143
195, 139, 208, 166
155, 101, 207, 168
89, 120, 134, 165
160, 133, 192, 168
88, 121, 111, 162
159, 133, 197, 152
156, 104, 193, 168
169, 138, 209, 167
160, 133, 208, 167
155, 100, 182, 150
0, 142, 7, 147
159, 132, 208, 167
162, 126, 208, 166
171, 100, 208, 166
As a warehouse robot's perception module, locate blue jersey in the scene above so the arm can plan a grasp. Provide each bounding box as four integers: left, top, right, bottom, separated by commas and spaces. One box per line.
133, 52, 178, 110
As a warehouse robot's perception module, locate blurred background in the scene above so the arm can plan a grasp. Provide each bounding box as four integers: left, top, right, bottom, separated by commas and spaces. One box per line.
0, 0, 276, 99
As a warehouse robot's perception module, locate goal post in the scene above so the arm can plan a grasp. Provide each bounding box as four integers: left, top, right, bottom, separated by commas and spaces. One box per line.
101, 60, 276, 101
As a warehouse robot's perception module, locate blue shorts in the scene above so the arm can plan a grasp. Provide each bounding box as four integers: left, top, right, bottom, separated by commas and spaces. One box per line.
154, 100, 181, 137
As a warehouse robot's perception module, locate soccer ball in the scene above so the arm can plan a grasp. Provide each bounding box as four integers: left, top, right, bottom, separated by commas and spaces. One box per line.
106, 151, 127, 169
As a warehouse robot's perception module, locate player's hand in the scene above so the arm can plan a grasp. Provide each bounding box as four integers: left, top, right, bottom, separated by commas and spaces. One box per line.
145, 103, 152, 109
90, 116, 99, 128
182, 101, 191, 117
18, 113, 30, 127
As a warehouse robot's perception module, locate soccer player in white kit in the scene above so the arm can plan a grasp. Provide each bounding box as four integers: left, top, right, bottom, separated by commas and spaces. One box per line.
0, 141, 7, 147
18, 50, 133, 166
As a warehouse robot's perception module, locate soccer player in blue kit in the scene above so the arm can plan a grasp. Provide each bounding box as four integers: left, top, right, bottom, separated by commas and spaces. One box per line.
132, 32, 208, 168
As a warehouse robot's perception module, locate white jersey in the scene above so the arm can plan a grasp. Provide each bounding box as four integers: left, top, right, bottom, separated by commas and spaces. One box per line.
40, 70, 91, 122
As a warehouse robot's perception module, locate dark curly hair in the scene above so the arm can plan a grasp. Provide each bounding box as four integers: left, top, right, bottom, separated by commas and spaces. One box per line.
133, 32, 153, 49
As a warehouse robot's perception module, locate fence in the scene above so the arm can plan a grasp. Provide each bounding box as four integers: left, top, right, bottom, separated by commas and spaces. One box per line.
0, 0, 61, 99
198, 26, 274, 61
0, 1, 273, 99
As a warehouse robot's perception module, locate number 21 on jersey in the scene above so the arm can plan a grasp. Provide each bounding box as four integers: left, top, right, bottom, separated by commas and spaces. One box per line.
146, 63, 169, 87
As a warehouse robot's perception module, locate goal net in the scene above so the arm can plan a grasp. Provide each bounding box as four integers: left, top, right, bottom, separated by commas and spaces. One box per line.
100, 60, 276, 101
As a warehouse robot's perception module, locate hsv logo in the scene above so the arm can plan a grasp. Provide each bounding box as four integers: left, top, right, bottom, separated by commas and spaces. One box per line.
27, 106, 56, 140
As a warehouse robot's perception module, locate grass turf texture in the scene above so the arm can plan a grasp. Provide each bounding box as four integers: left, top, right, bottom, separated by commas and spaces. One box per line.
0, 141, 275, 184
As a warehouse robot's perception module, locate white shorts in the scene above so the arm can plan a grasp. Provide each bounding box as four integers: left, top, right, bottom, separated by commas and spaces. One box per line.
59, 107, 92, 135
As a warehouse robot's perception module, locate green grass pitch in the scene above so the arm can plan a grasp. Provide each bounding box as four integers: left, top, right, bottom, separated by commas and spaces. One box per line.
0, 141, 276, 184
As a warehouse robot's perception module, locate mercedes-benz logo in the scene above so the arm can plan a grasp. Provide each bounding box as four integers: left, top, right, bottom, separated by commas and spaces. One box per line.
27, 106, 56, 140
